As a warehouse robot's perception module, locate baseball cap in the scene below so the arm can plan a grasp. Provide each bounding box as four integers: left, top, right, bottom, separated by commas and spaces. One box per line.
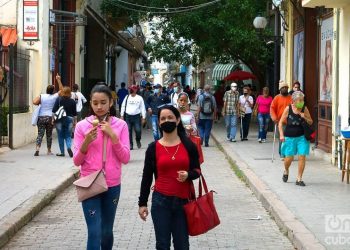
231, 82, 237, 87
154, 84, 162, 89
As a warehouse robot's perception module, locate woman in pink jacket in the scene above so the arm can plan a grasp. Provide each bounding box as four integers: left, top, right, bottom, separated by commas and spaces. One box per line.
73, 84, 130, 250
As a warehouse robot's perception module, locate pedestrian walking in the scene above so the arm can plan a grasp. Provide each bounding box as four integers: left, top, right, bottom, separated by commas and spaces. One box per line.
32, 74, 63, 156
222, 82, 239, 142
146, 84, 170, 140
253, 87, 273, 143
270, 80, 292, 158
196, 84, 217, 147
73, 84, 130, 249
239, 86, 254, 141
177, 92, 197, 136
120, 85, 146, 150
52, 86, 77, 157
170, 82, 183, 108
279, 91, 313, 186
71, 84, 87, 122
138, 105, 201, 250
289, 81, 302, 96
117, 82, 128, 114
141, 82, 152, 129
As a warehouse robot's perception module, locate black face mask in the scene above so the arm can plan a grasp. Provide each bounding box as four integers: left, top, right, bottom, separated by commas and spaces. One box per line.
281, 91, 289, 96
243, 92, 248, 96
160, 121, 177, 133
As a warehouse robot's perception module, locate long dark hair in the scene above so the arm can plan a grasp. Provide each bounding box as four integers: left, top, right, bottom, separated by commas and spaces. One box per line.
89, 84, 117, 116
157, 105, 193, 149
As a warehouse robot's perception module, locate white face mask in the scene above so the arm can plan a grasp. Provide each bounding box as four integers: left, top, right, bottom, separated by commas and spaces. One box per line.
231, 87, 237, 91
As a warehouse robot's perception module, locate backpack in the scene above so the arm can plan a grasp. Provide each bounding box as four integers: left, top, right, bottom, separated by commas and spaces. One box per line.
200, 94, 214, 115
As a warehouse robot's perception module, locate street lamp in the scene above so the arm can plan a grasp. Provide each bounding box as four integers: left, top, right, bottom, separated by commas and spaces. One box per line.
253, 15, 284, 44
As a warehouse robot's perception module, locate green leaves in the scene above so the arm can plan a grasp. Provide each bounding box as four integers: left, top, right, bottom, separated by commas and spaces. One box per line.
101, 0, 273, 81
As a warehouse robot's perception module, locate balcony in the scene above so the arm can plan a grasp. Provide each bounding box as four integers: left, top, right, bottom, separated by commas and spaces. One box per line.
302, 0, 350, 8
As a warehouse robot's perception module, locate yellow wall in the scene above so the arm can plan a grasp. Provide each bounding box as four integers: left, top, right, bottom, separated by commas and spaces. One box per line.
284, 0, 294, 88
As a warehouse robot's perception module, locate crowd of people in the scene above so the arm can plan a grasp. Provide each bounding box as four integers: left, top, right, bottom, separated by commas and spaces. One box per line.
32, 78, 313, 249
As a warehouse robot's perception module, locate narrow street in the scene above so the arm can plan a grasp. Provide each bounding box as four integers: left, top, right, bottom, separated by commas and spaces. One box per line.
3, 131, 293, 250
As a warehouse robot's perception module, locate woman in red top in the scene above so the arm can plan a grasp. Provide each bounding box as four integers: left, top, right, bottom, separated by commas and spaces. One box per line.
138, 105, 201, 250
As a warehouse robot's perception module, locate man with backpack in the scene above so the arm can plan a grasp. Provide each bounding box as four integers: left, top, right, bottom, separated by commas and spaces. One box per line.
196, 84, 217, 147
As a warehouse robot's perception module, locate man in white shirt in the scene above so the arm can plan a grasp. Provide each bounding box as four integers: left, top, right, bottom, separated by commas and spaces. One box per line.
71, 84, 87, 121
121, 85, 146, 150
171, 82, 190, 108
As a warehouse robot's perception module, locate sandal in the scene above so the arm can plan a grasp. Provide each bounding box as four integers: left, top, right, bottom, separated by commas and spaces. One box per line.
296, 180, 306, 186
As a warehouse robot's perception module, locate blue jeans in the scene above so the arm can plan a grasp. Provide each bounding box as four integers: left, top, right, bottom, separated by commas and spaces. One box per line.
151, 115, 160, 140
198, 119, 213, 146
151, 191, 189, 250
224, 114, 237, 140
82, 185, 121, 250
125, 114, 142, 147
257, 113, 270, 140
55, 116, 73, 154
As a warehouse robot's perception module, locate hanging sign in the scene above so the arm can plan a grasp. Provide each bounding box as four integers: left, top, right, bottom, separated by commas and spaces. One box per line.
23, 0, 39, 40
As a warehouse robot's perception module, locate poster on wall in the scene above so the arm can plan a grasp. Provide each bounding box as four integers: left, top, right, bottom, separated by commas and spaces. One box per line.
319, 17, 333, 102
293, 31, 304, 90
23, 0, 39, 40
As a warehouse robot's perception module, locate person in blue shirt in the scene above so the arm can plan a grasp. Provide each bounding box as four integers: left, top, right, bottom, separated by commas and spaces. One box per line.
146, 84, 170, 140
117, 82, 128, 115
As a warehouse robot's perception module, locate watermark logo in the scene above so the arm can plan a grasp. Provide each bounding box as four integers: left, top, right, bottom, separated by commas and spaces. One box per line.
325, 215, 350, 233
325, 215, 350, 246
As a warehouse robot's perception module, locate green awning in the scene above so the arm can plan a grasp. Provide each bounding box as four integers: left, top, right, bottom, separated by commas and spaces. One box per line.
211, 64, 238, 81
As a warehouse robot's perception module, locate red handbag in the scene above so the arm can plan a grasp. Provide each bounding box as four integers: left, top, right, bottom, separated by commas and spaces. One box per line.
190, 135, 204, 164
183, 174, 220, 236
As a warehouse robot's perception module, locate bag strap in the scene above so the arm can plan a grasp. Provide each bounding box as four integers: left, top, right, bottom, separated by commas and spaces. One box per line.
124, 95, 129, 115
102, 135, 108, 169
189, 173, 209, 199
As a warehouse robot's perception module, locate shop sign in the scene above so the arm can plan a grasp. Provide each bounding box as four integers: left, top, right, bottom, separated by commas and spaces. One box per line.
23, 0, 39, 40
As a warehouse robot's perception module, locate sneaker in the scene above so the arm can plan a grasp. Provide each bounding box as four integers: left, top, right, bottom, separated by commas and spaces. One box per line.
205, 144, 209, 147
226, 137, 231, 141
262, 139, 266, 143
56, 153, 65, 157
258, 138, 262, 143
231, 139, 237, 142
137, 141, 141, 149
34, 151, 39, 156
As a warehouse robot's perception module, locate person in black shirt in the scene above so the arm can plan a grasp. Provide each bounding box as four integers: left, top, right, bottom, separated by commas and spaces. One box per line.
146, 84, 170, 140
52, 86, 77, 157
279, 91, 313, 186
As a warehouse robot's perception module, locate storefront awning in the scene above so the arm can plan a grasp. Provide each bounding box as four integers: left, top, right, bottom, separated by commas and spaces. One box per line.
0, 27, 17, 47
212, 64, 238, 81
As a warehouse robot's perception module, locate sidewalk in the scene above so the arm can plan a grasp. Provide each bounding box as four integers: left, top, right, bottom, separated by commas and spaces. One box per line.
211, 120, 350, 250
0, 138, 78, 248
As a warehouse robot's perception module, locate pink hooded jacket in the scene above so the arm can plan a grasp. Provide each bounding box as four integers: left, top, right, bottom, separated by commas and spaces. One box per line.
73, 115, 130, 187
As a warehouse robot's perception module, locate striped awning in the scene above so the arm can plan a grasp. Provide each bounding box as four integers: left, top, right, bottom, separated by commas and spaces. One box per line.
211, 64, 237, 81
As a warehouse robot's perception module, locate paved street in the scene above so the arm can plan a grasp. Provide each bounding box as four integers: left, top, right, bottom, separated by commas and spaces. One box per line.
3, 130, 293, 250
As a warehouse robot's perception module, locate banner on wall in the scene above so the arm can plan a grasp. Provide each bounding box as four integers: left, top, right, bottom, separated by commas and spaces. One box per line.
293, 31, 304, 90
23, 0, 39, 40
319, 17, 333, 102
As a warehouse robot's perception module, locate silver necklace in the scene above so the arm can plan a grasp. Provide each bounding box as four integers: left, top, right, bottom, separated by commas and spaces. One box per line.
163, 144, 180, 160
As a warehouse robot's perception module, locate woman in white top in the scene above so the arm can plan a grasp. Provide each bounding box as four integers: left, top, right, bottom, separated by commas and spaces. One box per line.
32, 74, 63, 156
239, 86, 254, 141
177, 92, 197, 136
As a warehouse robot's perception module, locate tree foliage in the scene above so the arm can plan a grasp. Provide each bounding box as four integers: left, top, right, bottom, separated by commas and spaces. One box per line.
101, 0, 273, 83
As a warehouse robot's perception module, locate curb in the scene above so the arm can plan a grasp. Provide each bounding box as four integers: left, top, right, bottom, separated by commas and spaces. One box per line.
211, 132, 326, 250
0, 169, 79, 249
